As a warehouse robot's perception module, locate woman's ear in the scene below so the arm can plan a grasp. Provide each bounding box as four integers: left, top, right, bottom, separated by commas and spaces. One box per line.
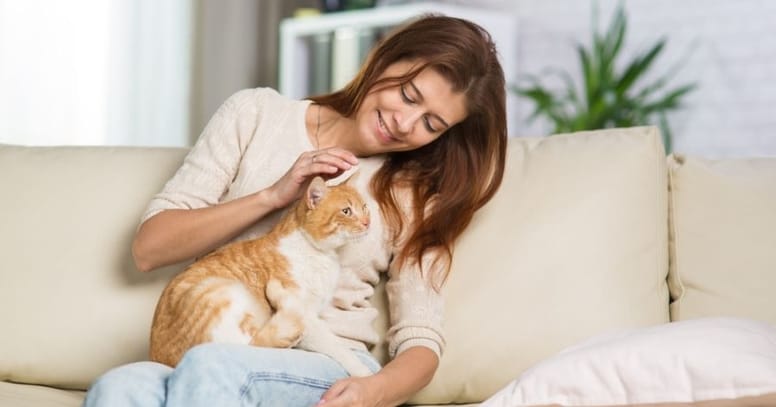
306, 176, 327, 209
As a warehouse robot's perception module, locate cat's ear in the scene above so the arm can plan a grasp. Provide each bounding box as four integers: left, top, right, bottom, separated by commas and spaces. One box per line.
306, 176, 327, 209
343, 168, 360, 186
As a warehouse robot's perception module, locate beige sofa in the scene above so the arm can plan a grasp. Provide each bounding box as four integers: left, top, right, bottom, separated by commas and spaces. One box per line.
2, 126, 775, 407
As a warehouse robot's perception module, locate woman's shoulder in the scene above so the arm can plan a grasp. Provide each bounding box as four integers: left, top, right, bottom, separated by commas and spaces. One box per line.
223, 87, 292, 108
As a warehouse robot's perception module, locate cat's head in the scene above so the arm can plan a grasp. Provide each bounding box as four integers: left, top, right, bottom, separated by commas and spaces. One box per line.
299, 175, 370, 250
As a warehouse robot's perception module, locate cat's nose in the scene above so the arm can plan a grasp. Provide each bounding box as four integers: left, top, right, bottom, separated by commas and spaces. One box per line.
361, 216, 370, 228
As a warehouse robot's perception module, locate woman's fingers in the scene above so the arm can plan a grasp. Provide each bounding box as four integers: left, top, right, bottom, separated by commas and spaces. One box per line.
317, 379, 349, 405
320, 146, 359, 165
306, 148, 357, 179
266, 148, 357, 209
307, 148, 358, 170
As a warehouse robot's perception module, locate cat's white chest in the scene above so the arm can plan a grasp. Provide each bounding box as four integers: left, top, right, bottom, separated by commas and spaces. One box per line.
278, 231, 340, 307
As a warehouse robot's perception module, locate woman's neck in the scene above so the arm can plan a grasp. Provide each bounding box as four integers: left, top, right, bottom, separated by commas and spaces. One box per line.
312, 105, 364, 156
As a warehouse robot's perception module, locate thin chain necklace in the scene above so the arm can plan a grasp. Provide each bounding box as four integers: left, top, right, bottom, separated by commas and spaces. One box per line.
314, 103, 322, 150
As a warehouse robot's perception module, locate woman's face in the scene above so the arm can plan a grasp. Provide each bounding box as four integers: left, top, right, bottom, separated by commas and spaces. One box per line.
353, 60, 468, 155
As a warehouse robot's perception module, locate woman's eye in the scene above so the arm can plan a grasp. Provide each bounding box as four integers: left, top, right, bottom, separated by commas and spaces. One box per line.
342, 207, 352, 216
400, 85, 415, 104
423, 117, 438, 133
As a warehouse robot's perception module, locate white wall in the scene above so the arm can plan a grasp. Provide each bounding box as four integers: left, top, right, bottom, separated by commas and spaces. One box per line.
3, 0, 773, 155
190, 0, 318, 145
453, 0, 776, 158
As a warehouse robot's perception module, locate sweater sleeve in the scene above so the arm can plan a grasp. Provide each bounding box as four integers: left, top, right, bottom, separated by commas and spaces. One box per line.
140, 88, 263, 223
385, 253, 447, 360
384, 188, 447, 360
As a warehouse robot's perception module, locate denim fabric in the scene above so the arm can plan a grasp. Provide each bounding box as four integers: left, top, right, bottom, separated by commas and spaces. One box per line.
82, 361, 172, 406
83, 343, 382, 407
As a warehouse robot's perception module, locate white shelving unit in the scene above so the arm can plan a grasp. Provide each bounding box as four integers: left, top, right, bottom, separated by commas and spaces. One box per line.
279, 2, 519, 136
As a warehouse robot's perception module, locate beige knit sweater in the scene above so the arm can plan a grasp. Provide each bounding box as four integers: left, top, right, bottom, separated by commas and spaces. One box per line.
141, 87, 445, 361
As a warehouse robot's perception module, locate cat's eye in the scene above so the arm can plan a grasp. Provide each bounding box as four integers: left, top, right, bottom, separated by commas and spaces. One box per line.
342, 207, 352, 216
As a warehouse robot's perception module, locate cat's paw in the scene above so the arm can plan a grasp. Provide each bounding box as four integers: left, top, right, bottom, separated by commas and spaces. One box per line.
274, 329, 303, 348
252, 320, 303, 348
344, 361, 374, 377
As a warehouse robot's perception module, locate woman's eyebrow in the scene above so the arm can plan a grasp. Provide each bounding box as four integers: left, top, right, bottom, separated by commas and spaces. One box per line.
409, 81, 424, 102
410, 81, 451, 128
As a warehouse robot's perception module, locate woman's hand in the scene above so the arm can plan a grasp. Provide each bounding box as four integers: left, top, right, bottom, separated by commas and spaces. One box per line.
265, 147, 358, 209
316, 347, 438, 407
316, 375, 387, 407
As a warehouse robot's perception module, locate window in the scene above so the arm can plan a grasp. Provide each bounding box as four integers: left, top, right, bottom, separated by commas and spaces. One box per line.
0, 0, 193, 146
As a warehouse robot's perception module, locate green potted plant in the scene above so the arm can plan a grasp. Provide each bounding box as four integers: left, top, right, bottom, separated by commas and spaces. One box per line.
512, 3, 696, 152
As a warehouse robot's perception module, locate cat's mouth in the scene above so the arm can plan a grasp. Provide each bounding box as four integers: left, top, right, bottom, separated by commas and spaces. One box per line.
347, 230, 369, 241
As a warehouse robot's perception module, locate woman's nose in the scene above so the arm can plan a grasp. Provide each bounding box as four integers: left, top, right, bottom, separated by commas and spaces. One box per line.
394, 108, 424, 134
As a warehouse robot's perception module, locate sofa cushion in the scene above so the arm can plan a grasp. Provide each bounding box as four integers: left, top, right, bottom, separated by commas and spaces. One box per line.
0, 381, 84, 407
667, 155, 776, 325
480, 317, 776, 406
0, 145, 188, 390
409, 126, 671, 404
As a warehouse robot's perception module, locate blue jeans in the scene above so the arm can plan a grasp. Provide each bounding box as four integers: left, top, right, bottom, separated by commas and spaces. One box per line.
82, 343, 382, 407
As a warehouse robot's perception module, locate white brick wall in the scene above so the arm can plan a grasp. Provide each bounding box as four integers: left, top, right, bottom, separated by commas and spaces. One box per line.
456, 0, 776, 158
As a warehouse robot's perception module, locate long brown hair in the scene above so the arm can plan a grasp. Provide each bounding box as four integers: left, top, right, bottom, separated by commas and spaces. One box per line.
310, 15, 507, 287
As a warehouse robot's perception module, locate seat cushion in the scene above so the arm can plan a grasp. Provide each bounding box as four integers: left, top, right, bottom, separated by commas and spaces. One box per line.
667, 154, 776, 324
0, 381, 84, 407
408, 126, 671, 404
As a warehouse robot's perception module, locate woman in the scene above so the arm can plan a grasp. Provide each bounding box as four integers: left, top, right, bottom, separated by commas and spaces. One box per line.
84, 14, 506, 407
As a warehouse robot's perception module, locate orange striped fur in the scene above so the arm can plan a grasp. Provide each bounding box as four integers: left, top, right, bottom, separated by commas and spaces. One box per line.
149, 176, 373, 376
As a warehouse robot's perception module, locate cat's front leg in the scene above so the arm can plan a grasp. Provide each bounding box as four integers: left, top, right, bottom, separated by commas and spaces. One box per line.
297, 317, 374, 377
250, 279, 304, 348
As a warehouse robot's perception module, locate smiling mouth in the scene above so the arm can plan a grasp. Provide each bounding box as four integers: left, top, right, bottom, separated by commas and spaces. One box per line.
377, 111, 399, 143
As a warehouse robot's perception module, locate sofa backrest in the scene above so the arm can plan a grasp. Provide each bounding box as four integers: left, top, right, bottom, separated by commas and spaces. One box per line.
667, 154, 776, 325
0, 126, 672, 402
0, 145, 188, 390
406, 126, 671, 404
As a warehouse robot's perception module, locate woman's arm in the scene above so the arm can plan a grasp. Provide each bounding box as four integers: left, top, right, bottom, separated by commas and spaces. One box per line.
132, 188, 279, 272
130, 89, 358, 272
131, 89, 261, 271
318, 346, 438, 407
319, 240, 447, 406
132, 148, 357, 272
322, 197, 447, 406
132, 144, 356, 272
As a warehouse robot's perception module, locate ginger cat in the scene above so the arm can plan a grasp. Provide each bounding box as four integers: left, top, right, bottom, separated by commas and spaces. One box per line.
149, 176, 374, 377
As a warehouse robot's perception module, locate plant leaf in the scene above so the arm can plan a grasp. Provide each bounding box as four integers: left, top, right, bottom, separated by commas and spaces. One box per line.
616, 39, 666, 97
602, 5, 626, 78
511, 1, 698, 143
578, 43, 596, 109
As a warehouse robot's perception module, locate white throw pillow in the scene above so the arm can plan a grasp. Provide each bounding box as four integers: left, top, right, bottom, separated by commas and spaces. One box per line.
482, 318, 776, 406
